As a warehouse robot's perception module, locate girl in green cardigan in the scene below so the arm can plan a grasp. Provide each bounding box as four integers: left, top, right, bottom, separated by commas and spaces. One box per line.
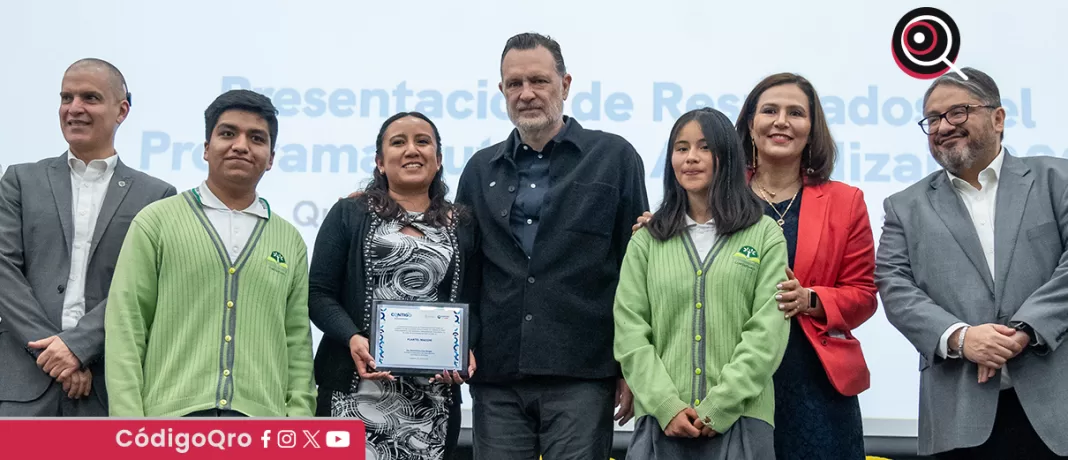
614, 108, 790, 459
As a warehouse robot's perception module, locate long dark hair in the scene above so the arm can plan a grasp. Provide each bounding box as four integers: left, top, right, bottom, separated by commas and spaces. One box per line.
735, 72, 837, 184
361, 111, 455, 227
648, 108, 763, 241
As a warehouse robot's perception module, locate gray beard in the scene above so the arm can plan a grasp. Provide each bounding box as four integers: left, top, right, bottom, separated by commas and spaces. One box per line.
932, 132, 996, 176
933, 147, 976, 175
509, 101, 564, 137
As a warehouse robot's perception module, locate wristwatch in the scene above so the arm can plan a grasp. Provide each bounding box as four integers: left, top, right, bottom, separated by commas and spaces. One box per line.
808, 289, 818, 310
1013, 322, 1038, 347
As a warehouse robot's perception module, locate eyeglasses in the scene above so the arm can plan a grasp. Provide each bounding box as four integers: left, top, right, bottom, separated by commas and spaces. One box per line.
918, 104, 996, 135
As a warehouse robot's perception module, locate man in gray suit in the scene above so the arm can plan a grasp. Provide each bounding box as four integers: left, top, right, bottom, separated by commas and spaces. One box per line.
876, 67, 1068, 458
0, 58, 176, 416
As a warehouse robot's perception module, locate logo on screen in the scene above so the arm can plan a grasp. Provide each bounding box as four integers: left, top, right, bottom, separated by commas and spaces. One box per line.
891, 7, 967, 80
326, 431, 350, 448
277, 430, 297, 448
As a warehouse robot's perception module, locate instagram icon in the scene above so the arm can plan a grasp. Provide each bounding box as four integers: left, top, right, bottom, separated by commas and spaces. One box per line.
277, 430, 297, 449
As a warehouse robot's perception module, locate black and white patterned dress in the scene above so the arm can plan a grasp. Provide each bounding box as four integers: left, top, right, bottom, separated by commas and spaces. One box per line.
330, 211, 458, 460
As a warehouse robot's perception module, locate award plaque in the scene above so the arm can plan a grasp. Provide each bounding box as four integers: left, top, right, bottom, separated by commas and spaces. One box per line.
369, 300, 470, 377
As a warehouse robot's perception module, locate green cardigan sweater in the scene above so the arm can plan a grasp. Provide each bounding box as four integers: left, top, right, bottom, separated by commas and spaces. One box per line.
613, 215, 790, 433
104, 190, 317, 417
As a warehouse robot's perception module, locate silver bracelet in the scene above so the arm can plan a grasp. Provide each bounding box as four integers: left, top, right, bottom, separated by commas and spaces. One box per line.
956, 326, 970, 355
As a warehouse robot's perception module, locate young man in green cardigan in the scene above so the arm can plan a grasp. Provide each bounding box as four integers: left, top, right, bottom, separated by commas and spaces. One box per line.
104, 90, 316, 417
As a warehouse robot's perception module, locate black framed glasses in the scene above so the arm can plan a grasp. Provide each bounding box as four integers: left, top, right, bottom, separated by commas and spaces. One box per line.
918, 104, 997, 135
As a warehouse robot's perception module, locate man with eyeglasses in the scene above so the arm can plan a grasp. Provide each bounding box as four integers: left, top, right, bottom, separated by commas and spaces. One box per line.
875, 67, 1068, 458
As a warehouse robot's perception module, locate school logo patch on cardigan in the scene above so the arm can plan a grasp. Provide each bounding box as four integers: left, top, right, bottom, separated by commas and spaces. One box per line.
734, 246, 760, 263
268, 251, 288, 268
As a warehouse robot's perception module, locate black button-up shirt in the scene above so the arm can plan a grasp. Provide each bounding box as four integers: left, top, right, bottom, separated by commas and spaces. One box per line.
456, 116, 650, 383
509, 121, 567, 256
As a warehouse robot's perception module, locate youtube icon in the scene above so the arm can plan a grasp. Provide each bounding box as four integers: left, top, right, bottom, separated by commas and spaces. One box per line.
326, 431, 350, 448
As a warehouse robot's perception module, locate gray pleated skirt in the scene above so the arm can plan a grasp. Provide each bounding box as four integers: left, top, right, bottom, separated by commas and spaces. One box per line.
627, 415, 776, 460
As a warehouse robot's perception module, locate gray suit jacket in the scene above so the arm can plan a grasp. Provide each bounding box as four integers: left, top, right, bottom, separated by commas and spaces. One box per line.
875, 151, 1068, 455
0, 153, 175, 407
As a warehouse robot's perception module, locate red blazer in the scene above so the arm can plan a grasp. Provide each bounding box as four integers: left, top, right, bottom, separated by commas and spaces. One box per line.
793, 180, 878, 397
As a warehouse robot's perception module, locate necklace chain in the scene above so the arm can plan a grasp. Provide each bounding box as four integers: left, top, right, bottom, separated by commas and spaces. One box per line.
755, 178, 800, 230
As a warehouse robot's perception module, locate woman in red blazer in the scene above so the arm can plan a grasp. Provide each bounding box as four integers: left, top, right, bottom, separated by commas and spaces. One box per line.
737, 73, 877, 459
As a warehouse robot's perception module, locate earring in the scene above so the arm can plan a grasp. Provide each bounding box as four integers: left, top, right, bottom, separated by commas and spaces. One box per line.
751, 143, 758, 170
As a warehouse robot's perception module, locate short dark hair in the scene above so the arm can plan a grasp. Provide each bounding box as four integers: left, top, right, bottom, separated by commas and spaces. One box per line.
361, 111, 460, 228
66, 58, 131, 105
922, 67, 1004, 140
648, 108, 764, 241
500, 32, 566, 76
735, 73, 837, 184
204, 89, 279, 151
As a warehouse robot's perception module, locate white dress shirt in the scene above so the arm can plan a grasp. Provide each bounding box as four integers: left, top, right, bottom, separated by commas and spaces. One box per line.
937, 148, 1013, 388
685, 213, 718, 263
61, 152, 118, 330
194, 182, 269, 262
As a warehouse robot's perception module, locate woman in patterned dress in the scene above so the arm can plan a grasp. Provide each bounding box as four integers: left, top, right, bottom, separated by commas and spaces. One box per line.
308, 111, 480, 460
